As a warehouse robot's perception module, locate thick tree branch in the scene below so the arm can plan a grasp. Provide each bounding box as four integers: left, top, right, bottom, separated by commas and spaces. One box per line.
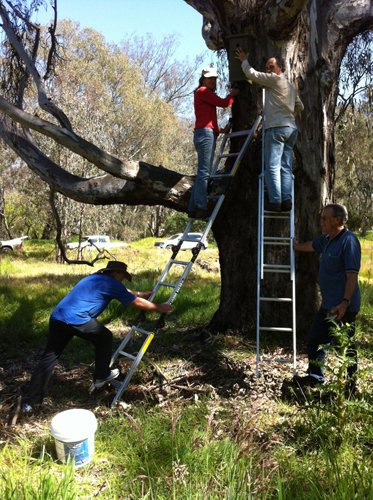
333, 0, 373, 39
0, 94, 195, 195
0, 118, 193, 209
183, 0, 224, 50
185, 0, 310, 46
0, 94, 141, 180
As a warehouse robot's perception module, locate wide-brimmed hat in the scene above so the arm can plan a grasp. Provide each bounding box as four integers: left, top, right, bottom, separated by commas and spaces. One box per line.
96, 261, 132, 281
201, 67, 218, 78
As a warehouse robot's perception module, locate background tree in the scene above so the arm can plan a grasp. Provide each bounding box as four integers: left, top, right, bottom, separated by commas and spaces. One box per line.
335, 98, 373, 236
0, 1, 372, 334
336, 31, 373, 123
122, 33, 205, 111
0, 17, 197, 243
0, 145, 50, 239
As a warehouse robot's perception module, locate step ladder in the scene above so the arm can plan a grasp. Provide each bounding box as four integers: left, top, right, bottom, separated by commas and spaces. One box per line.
90, 116, 262, 407
256, 90, 296, 376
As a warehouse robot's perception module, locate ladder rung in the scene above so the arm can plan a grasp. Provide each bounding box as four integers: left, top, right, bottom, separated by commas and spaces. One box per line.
109, 379, 123, 389
263, 264, 290, 269
171, 260, 189, 265
263, 269, 291, 273
133, 327, 154, 335
227, 129, 251, 138
218, 152, 239, 159
159, 282, 176, 288
259, 327, 293, 332
264, 236, 291, 240
263, 237, 291, 242
263, 242, 290, 246
263, 214, 290, 218
261, 358, 294, 363
260, 297, 292, 302
118, 351, 136, 360
212, 173, 232, 178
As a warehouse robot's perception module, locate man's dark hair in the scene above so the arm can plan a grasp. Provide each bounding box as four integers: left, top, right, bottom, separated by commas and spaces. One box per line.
273, 55, 284, 72
325, 203, 348, 224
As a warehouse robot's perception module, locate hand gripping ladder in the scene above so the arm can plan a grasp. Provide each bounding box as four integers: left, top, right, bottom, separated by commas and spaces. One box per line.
256, 90, 297, 376
91, 116, 261, 407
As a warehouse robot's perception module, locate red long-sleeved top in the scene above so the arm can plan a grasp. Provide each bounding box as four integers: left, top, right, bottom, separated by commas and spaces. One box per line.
194, 87, 234, 133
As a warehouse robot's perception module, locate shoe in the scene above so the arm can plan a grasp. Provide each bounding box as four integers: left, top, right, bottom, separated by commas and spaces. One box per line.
293, 374, 324, 388
94, 369, 120, 388
264, 202, 282, 212
281, 200, 292, 211
195, 209, 212, 220
188, 211, 196, 219
22, 403, 33, 412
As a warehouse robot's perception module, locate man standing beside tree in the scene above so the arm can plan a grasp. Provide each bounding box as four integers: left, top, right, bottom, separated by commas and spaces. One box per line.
292, 204, 361, 392
235, 48, 303, 212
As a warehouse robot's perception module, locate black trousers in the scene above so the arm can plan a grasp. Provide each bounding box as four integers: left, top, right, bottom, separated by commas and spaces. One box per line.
25, 318, 113, 405
307, 307, 357, 383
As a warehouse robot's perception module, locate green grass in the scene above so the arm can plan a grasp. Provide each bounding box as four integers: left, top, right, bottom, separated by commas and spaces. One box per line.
1, 237, 373, 499
0, 442, 77, 500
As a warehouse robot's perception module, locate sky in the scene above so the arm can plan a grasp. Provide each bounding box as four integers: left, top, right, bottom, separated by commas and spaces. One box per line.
34, 0, 213, 66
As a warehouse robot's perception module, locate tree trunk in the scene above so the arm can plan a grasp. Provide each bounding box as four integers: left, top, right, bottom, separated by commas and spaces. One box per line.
184, 0, 373, 335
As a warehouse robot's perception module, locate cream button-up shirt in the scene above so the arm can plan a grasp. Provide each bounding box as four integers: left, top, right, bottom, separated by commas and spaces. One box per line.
241, 60, 304, 130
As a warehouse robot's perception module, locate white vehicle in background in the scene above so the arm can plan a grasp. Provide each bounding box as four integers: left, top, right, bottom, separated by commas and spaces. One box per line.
66, 235, 126, 250
154, 233, 208, 251
0, 235, 28, 251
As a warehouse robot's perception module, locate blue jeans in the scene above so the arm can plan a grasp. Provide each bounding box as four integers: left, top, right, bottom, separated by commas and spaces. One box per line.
307, 307, 357, 383
189, 128, 217, 211
264, 127, 298, 204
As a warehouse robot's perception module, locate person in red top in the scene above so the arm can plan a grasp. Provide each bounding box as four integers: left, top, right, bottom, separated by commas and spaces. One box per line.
188, 67, 239, 220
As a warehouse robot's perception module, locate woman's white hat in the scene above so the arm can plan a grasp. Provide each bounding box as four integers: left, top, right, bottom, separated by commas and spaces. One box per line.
201, 67, 218, 78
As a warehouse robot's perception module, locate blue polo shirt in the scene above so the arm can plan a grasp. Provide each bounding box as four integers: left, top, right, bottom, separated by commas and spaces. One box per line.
51, 273, 136, 325
312, 228, 361, 312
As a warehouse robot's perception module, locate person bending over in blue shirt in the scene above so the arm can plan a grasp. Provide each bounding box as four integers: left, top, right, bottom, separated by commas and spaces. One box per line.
292, 204, 361, 394
23, 261, 172, 410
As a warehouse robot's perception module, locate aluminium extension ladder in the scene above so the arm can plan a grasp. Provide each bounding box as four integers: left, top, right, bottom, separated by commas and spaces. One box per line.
256, 90, 297, 376
90, 115, 262, 407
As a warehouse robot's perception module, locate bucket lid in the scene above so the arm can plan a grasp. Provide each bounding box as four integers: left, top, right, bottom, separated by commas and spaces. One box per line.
51, 409, 97, 441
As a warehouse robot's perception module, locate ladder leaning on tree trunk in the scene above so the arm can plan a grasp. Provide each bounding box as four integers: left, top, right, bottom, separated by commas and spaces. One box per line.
256, 89, 297, 377
89, 115, 262, 407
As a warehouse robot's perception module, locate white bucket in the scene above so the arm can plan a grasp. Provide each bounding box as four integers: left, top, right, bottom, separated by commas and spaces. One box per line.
50, 409, 98, 467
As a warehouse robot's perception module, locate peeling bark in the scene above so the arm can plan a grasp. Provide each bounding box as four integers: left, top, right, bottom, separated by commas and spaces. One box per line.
0, 118, 193, 208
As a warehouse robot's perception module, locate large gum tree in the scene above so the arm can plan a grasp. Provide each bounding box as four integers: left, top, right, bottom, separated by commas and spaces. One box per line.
0, 0, 372, 334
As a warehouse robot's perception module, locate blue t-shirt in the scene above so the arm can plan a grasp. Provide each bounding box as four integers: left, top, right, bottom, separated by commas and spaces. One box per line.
312, 228, 361, 312
51, 273, 136, 325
